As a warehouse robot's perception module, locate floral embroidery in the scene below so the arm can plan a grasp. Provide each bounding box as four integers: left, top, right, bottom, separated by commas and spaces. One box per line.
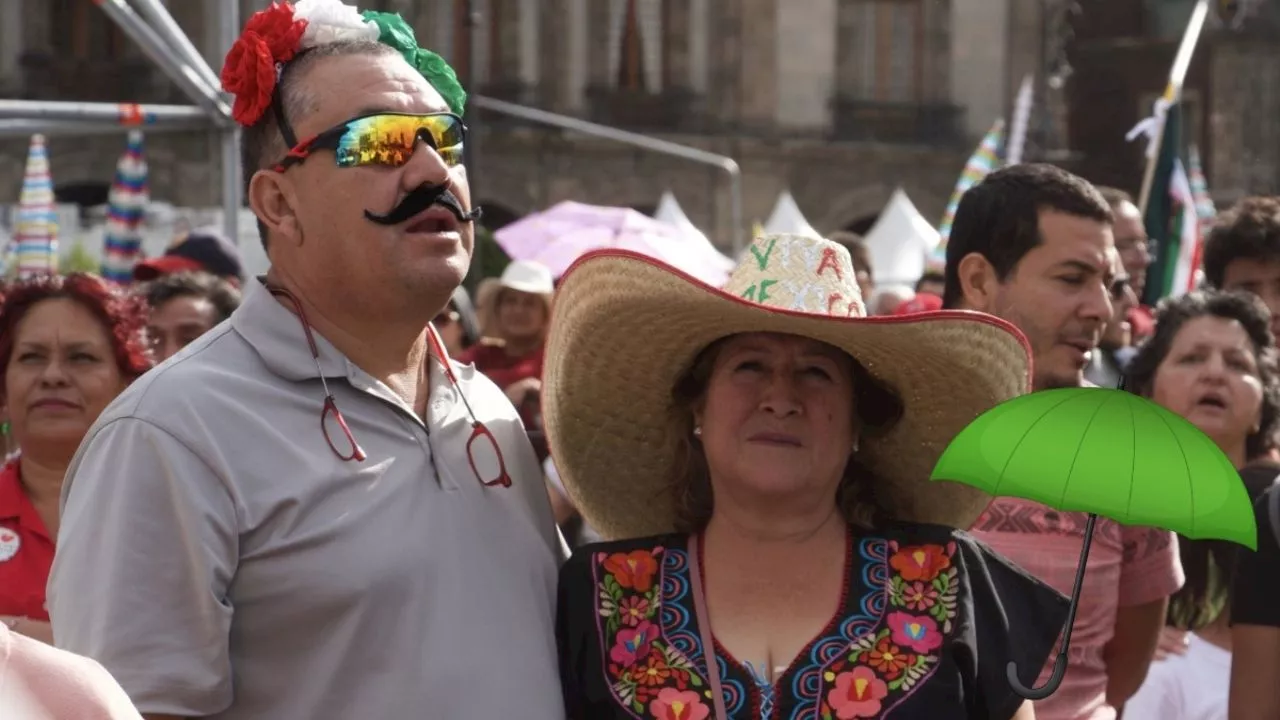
605, 550, 661, 592
889, 544, 952, 582
593, 537, 961, 719
650, 687, 711, 720
818, 541, 960, 720
827, 666, 889, 719
596, 547, 711, 716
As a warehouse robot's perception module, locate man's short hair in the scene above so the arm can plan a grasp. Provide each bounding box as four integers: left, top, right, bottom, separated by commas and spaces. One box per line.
826, 231, 873, 279
1202, 196, 1280, 288
1094, 186, 1135, 210
242, 41, 400, 250
142, 271, 242, 324
942, 164, 1113, 308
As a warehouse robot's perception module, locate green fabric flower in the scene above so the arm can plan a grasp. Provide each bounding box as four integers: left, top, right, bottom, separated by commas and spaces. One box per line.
361, 10, 468, 115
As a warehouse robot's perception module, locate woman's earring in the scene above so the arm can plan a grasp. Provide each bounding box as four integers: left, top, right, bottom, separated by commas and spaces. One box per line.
693, 426, 702, 438
851, 437, 860, 453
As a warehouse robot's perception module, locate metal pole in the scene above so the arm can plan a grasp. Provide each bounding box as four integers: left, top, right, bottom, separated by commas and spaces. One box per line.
0, 99, 211, 123
217, 0, 243, 244
1136, 0, 1210, 214
96, 0, 231, 122
465, 1, 482, 202
0, 119, 214, 138
472, 95, 745, 253
128, 0, 224, 92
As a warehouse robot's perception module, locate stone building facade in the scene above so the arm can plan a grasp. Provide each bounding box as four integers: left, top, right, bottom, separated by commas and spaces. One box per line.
0, 0, 1275, 251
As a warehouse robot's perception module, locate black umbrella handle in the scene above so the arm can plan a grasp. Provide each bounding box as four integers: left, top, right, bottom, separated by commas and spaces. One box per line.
1007, 513, 1099, 700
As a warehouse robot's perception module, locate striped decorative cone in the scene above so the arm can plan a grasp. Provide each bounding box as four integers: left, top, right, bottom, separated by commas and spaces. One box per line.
935, 119, 1006, 265
100, 131, 150, 283
13, 134, 58, 278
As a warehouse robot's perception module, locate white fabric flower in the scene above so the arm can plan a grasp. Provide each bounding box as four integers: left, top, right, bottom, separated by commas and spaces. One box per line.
294, 0, 379, 48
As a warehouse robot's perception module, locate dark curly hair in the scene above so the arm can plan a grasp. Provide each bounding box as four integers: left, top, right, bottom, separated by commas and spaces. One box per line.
1124, 289, 1280, 461
1124, 290, 1280, 630
667, 336, 904, 534
141, 270, 242, 323
0, 273, 153, 396
1202, 196, 1280, 289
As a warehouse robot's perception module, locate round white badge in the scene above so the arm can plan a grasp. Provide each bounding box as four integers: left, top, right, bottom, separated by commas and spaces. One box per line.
0, 528, 20, 562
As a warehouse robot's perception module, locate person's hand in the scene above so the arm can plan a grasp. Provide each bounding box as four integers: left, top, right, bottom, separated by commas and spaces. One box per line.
504, 377, 542, 406
1, 616, 54, 644
1152, 627, 1189, 661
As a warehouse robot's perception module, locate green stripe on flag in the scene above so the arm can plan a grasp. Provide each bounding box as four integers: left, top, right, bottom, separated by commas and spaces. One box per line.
1142, 102, 1183, 306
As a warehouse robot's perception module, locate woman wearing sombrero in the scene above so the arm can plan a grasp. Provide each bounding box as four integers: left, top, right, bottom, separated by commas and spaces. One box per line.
545, 232, 1071, 720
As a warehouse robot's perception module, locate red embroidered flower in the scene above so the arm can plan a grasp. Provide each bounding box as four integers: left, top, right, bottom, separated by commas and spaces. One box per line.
889, 544, 952, 582
603, 550, 660, 592
866, 636, 910, 678
631, 649, 672, 687
219, 2, 308, 127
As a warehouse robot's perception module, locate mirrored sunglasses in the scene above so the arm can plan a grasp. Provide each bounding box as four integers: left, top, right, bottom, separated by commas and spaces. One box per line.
273, 112, 466, 172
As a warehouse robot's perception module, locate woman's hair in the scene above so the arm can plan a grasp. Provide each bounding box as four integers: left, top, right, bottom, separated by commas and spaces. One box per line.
1125, 289, 1280, 460
1123, 290, 1280, 630
0, 273, 153, 393
667, 336, 904, 533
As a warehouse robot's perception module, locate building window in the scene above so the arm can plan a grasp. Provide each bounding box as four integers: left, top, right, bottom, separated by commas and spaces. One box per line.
51, 0, 126, 62
608, 0, 663, 92
851, 0, 925, 103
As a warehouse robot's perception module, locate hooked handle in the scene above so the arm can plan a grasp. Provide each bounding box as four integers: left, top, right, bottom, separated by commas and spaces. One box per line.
1007, 652, 1069, 701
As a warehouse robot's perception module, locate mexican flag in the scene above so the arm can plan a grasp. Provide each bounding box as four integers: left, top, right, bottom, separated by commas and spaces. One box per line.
1141, 103, 1202, 304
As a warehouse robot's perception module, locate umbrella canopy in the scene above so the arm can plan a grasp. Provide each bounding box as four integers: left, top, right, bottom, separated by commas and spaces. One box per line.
12, 134, 58, 278
494, 201, 731, 286
932, 387, 1254, 547
931, 385, 1255, 700
100, 131, 150, 284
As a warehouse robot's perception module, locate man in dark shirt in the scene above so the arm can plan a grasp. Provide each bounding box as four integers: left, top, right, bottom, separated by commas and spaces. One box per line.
1229, 478, 1280, 719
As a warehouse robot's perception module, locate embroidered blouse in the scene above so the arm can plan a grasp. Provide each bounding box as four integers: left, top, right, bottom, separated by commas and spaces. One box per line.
557, 522, 1069, 720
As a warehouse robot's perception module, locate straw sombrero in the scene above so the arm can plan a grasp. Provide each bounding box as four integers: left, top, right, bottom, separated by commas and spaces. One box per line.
542, 233, 1033, 539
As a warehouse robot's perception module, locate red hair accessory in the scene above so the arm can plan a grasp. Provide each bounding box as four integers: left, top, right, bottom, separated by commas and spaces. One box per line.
220, 2, 309, 127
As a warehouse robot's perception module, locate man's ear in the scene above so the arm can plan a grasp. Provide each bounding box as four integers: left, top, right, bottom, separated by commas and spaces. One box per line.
955, 252, 1000, 312
247, 169, 303, 249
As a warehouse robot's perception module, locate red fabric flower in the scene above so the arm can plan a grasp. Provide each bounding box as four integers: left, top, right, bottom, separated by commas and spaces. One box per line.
219, 2, 307, 127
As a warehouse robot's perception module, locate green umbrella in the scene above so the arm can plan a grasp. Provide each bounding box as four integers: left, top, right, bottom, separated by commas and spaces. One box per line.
931, 386, 1256, 699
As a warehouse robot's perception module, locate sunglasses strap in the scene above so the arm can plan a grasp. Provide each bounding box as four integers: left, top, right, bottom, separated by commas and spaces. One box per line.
688, 534, 730, 720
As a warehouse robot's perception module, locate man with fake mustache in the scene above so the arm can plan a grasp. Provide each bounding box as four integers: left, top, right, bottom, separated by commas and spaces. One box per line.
47, 4, 566, 719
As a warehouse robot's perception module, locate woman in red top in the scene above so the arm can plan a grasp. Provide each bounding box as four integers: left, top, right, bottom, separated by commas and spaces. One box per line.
0, 274, 151, 643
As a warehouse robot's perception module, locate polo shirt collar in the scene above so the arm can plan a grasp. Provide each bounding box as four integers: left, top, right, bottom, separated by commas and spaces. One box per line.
231, 278, 352, 383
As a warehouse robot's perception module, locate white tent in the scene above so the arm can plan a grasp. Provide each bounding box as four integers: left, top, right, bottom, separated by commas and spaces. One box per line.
763, 190, 821, 239
861, 188, 941, 288
651, 190, 734, 272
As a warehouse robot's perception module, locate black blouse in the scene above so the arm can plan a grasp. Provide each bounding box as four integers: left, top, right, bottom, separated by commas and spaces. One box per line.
557, 522, 1068, 720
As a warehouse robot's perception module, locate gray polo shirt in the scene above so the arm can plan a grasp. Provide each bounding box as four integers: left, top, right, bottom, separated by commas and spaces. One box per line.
47, 280, 567, 719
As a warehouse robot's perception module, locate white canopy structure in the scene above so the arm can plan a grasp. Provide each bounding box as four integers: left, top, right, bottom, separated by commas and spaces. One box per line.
861, 188, 942, 288
763, 190, 821, 239
652, 190, 734, 272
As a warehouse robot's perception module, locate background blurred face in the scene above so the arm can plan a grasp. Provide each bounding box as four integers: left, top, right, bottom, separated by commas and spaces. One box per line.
1102, 255, 1137, 349
147, 295, 220, 362
694, 332, 856, 505
1220, 257, 1280, 341
986, 210, 1116, 389
1151, 315, 1263, 456
434, 307, 464, 356
1112, 200, 1150, 299
5, 298, 128, 457
496, 290, 548, 342
274, 52, 474, 311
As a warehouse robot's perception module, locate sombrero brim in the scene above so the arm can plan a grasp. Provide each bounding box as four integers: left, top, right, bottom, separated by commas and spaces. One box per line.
543, 250, 1033, 540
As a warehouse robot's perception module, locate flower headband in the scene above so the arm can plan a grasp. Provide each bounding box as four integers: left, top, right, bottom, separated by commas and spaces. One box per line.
219, 0, 467, 128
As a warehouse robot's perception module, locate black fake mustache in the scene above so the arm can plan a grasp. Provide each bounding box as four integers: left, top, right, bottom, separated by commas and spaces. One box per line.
364, 184, 483, 226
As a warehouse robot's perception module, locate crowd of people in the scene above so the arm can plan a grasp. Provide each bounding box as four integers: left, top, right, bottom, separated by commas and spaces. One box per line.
2, 1, 1280, 719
